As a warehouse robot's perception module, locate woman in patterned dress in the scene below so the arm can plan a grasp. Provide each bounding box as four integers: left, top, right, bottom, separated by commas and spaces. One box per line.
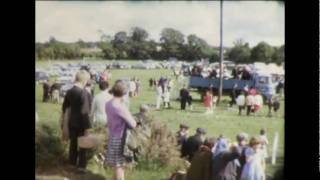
105, 80, 137, 180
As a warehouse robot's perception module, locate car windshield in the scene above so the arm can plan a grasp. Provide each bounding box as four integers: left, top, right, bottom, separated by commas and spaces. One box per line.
271, 75, 278, 83
258, 76, 269, 84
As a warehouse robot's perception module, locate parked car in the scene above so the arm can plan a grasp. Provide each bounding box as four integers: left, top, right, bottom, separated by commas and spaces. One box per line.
167, 60, 182, 69
60, 83, 74, 97
36, 71, 49, 83
143, 60, 159, 69
160, 61, 170, 69
132, 61, 147, 69
56, 73, 74, 84
112, 61, 131, 69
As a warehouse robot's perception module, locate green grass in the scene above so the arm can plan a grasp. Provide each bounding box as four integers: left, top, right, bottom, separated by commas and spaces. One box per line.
36, 60, 284, 180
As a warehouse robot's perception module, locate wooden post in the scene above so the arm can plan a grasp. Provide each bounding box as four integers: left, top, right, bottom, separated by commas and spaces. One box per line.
217, 0, 224, 105
271, 132, 279, 165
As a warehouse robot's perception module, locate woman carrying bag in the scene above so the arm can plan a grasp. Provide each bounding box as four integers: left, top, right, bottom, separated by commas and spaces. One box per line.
105, 80, 137, 180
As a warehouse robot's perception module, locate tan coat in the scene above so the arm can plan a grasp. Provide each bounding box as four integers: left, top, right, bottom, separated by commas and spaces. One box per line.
186, 146, 213, 180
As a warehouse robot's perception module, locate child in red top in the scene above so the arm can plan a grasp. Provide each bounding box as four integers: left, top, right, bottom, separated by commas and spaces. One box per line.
204, 90, 213, 114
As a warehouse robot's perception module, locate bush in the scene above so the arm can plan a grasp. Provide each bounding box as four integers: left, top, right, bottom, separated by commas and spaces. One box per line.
36, 122, 66, 168
135, 115, 188, 172
86, 126, 108, 161
35, 114, 188, 173
88, 115, 188, 172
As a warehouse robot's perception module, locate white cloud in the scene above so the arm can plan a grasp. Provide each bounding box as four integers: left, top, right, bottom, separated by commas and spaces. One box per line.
36, 1, 284, 47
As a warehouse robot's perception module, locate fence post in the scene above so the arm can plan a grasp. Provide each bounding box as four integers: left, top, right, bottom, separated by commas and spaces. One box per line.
271, 132, 279, 165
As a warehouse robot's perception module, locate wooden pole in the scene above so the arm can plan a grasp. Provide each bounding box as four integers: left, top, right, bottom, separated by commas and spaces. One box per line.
217, 0, 224, 105
271, 132, 279, 165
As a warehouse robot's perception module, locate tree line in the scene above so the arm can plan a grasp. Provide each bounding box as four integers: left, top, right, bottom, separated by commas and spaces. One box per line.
36, 27, 284, 65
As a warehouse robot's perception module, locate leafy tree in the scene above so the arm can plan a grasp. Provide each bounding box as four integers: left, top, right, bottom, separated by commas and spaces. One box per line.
250, 41, 274, 63
99, 42, 117, 59
183, 34, 217, 61
272, 45, 284, 65
131, 27, 149, 42
112, 31, 130, 59
227, 40, 251, 63
127, 27, 152, 59
160, 28, 185, 59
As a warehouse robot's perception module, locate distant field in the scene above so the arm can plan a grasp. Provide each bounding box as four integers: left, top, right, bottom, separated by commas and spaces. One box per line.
36, 60, 284, 180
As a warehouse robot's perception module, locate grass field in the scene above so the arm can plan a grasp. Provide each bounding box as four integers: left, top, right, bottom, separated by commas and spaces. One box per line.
36, 60, 284, 180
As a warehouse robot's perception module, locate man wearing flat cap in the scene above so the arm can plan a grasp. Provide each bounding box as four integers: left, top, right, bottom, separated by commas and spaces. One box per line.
181, 127, 207, 162
222, 132, 249, 180
176, 124, 189, 145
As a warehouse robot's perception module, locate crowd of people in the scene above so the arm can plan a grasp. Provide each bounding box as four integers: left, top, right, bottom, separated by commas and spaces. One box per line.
149, 75, 281, 118
42, 68, 112, 104
61, 69, 138, 179
173, 124, 270, 180
41, 64, 282, 180
233, 87, 281, 117
190, 64, 253, 80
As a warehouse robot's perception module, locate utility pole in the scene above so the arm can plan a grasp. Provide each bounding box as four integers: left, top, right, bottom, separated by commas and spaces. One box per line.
217, 0, 224, 105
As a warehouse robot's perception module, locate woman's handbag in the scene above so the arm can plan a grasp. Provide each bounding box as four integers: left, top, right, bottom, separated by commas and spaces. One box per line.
78, 134, 101, 149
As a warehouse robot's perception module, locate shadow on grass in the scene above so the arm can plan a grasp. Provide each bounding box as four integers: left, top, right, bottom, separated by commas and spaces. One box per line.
67, 171, 106, 180
266, 156, 284, 180
36, 165, 107, 180
36, 172, 106, 180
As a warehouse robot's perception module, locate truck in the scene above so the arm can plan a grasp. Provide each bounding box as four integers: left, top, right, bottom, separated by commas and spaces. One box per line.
188, 72, 277, 102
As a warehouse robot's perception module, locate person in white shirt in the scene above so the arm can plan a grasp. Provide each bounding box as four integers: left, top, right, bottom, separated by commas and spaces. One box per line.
246, 92, 255, 116
135, 78, 141, 96
129, 79, 136, 97
163, 86, 171, 109
91, 81, 113, 127
156, 84, 163, 110
259, 128, 269, 162
236, 91, 246, 115
167, 79, 174, 92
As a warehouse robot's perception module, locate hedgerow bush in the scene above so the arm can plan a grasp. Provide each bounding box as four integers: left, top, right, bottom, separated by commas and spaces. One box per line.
35, 122, 67, 168
134, 116, 188, 172
36, 115, 188, 173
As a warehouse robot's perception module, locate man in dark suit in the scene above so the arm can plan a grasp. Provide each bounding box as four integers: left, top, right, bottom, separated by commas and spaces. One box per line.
180, 85, 190, 110
181, 128, 207, 162
42, 80, 50, 102
62, 70, 92, 174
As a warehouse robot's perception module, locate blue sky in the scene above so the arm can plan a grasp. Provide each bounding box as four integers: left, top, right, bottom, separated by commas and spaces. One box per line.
36, 1, 284, 47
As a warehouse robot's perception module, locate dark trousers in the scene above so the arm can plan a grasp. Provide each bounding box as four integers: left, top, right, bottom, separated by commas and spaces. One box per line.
238, 106, 245, 115
229, 96, 236, 107
181, 99, 187, 110
246, 105, 254, 116
164, 102, 171, 108
43, 93, 50, 102
187, 96, 192, 106
69, 128, 87, 168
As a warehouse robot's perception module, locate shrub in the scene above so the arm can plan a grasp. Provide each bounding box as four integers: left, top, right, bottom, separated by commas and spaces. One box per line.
135, 115, 188, 172
86, 126, 108, 161
36, 122, 66, 168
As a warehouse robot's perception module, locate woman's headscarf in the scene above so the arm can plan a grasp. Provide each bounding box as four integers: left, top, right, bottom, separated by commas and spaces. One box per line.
214, 138, 229, 156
